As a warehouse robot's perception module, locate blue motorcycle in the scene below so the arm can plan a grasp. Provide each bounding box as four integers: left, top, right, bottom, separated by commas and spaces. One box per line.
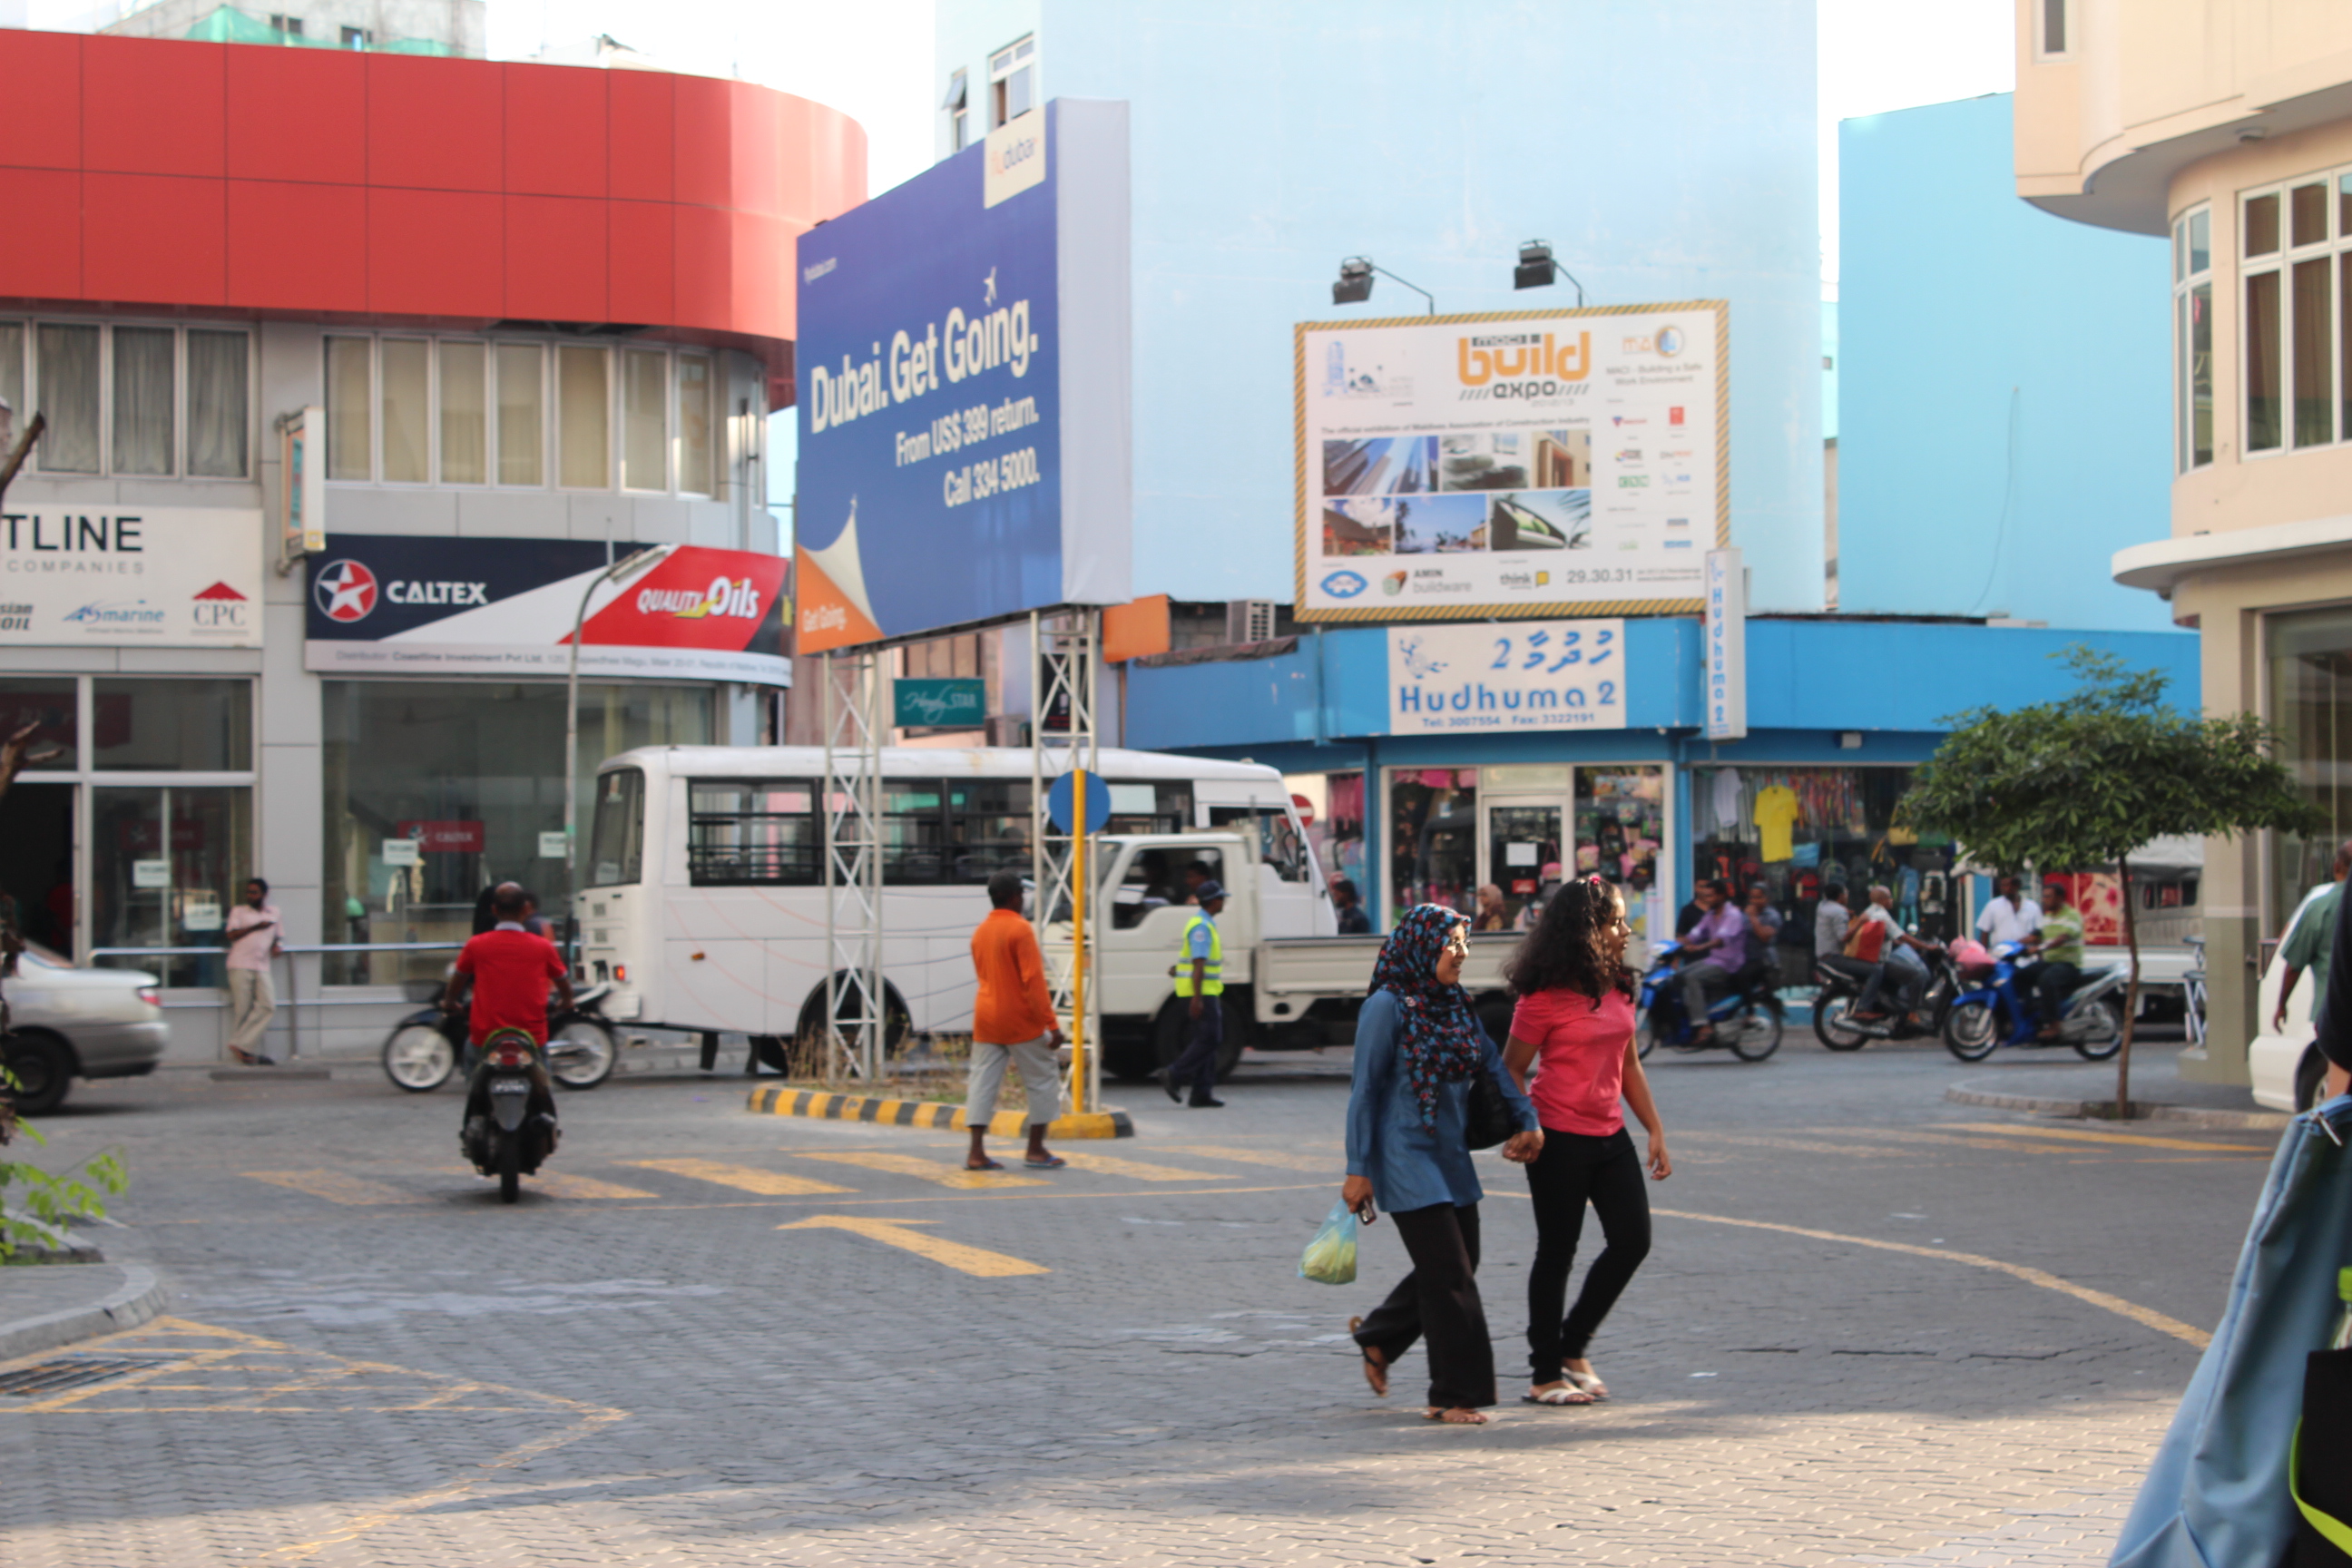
1941, 940, 2126, 1063
1636, 938, 1784, 1062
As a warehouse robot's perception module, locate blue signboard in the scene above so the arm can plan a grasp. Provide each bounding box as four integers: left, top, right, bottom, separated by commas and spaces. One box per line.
794, 98, 1131, 651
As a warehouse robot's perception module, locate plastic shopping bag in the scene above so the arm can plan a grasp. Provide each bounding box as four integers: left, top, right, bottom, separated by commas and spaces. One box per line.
1298, 1200, 1359, 1286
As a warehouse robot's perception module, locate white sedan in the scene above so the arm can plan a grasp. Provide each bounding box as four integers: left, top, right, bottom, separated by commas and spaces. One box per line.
2249, 883, 2337, 1112
2, 945, 169, 1116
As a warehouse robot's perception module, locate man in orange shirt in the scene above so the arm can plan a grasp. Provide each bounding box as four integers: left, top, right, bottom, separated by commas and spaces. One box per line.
967, 869, 1066, 1171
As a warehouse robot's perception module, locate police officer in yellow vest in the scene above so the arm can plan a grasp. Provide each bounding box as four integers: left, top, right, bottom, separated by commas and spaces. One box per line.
1158, 880, 1228, 1108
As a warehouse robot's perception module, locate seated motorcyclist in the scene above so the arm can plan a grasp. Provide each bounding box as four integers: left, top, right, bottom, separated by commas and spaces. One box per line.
1850, 885, 1936, 1023
1677, 878, 1747, 1044
1733, 882, 1783, 994
2014, 879, 2084, 1042
440, 881, 573, 1125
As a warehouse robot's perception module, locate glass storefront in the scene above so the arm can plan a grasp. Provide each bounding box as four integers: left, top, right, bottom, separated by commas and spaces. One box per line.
321, 681, 712, 982
2269, 605, 2352, 933
1285, 771, 1367, 897
1688, 765, 1954, 963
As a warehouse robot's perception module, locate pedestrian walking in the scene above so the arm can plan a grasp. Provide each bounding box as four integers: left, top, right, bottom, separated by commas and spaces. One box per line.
965, 869, 1067, 1170
1499, 876, 1670, 1407
221, 877, 281, 1066
1157, 879, 1229, 1108
1343, 906, 1543, 1426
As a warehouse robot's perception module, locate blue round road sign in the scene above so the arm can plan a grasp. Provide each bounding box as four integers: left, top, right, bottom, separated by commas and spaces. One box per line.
1046, 770, 1112, 834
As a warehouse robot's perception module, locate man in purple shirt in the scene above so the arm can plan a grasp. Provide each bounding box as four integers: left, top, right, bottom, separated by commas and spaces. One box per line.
1678, 878, 1747, 1044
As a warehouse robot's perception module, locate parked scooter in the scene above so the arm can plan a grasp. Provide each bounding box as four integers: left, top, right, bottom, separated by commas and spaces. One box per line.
1635, 938, 1784, 1062
382, 981, 619, 1093
1941, 939, 2126, 1062
1811, 946, 1964, 1050
463, 1026, 559, 1202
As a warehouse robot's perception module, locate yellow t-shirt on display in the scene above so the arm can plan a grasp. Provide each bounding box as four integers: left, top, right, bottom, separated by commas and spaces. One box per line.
1752, 785, 1801, 863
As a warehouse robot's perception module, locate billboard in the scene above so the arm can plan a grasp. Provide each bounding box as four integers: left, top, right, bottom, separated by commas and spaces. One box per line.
792, 98, 1132, 653
1297, 302, 1727, 622
0, 506, 263, 647
304, 535, 790, 686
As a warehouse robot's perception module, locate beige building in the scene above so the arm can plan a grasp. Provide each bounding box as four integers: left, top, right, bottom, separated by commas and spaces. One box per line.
2016, 0, 2352, 1082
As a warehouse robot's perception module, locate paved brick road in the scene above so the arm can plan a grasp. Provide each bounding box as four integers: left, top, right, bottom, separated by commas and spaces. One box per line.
0, 1040, 2270, 1565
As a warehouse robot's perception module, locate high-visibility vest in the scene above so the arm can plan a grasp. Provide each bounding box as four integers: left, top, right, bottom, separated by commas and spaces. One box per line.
1173, 913, 1224, 996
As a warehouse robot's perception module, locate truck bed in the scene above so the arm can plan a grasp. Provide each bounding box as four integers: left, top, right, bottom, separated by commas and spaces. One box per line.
1256, 933, 1520, 1001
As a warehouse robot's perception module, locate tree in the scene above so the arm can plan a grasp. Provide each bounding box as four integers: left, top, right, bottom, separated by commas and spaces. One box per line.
1898, 646, 2320, 1116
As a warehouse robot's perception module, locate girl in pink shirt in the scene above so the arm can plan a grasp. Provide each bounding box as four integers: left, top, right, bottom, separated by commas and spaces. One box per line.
1501, 876, 1672, 1406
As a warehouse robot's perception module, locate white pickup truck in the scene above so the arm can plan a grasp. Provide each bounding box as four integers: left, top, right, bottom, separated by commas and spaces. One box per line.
1045, 830, 1522, 1083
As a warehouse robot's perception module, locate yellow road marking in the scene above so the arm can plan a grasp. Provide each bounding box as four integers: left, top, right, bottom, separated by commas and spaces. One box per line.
1686, 1132, 1914, 1159
1845, 1128, 2125, 1155
778, 1215, 1048, 1277
532, 1171, 660, 1200
620, 1158, 851, 1196
241, 1171, 430, 1205
1052, 1151, 1232, 1182
796, 1150, 1044, 1190
1157, 1143, 1338, 1173
1928, 1122, 2271, 1155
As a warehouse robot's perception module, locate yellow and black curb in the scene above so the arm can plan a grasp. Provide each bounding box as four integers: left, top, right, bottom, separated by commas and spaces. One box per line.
745, 1086, 1133, 1141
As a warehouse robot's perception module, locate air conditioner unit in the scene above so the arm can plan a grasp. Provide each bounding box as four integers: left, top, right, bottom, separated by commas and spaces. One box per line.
1226, 599, 1277, 644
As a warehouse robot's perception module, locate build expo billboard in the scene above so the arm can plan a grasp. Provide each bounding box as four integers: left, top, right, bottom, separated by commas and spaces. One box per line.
793, 98, 1132, 652
1296, 302, 1728, 622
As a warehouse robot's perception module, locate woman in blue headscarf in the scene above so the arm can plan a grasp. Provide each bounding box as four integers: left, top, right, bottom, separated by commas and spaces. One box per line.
1343, 905, 1543, 1424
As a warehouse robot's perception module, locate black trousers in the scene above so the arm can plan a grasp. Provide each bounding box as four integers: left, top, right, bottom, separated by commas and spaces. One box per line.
1350, 1201, 1495, 1409
1166, 994, 1222, 1101
1524, 1126, 1651, 1381
2033, 961, 2081, 1024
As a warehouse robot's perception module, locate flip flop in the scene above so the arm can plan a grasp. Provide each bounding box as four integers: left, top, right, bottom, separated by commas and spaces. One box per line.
1522, 1385, 1594, 1406
1022, 1155, 1067, 1169
965, 1157, 1005, 1171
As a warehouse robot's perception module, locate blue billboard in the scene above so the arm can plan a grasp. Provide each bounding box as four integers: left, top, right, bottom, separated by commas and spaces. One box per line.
794, 98, 1132, 650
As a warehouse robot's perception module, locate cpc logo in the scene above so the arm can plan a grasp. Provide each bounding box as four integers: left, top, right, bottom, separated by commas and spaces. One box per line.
1320, 570, 1368, 599
314, 559, 378, 622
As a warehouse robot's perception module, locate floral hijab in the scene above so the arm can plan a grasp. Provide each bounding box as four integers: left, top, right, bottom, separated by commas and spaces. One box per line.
1368, 904, 1485, 1126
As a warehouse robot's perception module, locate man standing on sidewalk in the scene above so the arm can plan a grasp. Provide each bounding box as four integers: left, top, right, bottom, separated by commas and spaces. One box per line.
221, 877, 280, 1066
965, 869, 1066, 1171
2273, 839, 2352, 1033
1159, 880, 1228, 1108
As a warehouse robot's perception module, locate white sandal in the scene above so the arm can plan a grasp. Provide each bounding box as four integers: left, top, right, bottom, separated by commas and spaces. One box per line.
1563, 1367, 1609, 1401
1520, 1384, 1594, 1406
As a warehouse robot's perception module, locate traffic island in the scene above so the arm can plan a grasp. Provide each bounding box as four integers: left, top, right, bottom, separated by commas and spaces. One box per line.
1943, 1049, 2289, 1130
745, 1086, 1133, 1140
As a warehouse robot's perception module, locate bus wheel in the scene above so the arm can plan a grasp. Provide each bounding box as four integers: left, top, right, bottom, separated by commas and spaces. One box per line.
792, 975, 913, 1074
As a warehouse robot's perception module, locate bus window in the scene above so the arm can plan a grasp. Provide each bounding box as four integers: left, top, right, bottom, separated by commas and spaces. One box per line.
1105, 780, 1192, 836
589, 768, 644, 887
1208, 806, 1310, 883
948, 779, 1031, 883
881, 780, 947, 884
689, 780, 818, 885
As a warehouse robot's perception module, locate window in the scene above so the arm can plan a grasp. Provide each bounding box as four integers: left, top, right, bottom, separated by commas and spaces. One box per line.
497, 342, 544, 485
0, 322, 23, 433
340, 24, 368, 47
944, 69, 970, 152
557, 345, 610, 488
326, 336, 371, 479
621, 348, 666, 491
946, 779, 1029, 883
2239, 172, 2352, 456
1207, 806, 1309, 883
269, 13, 302, 35
2269, 605, 2352, 934
187, 329, 249, 477
379, 338, 429, 483
881, 779, 947, 883
688, 780, 817, 886
2036, 0, 2069, 57
589, 768, 645, 887
35, 323, 100, 473
2173, 206, 2213, 470
93, 679, 251, 771
677, 353, 714, 495
989, 36, 1035, 129
438, 340, 486, 485
111, 326, 173, 475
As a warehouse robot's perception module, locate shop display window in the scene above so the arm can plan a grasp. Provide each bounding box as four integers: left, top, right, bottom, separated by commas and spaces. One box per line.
1575, 767, 1665, 946
2269, 604, 2352, 934
1690, 766, 1954, 963
1286, 771, 1367, 909
1389, 769, 1479, 924
90, 786, 251, 986
91, 679, 251, 772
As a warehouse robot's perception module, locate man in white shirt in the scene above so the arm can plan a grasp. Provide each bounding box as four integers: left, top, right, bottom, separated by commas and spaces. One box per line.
221, 877, 281, 1066
1975, 874, 2043, 950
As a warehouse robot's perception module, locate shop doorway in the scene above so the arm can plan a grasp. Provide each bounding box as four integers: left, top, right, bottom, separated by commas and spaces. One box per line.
0, 783, 73, 957
1484, 800, 1563, 930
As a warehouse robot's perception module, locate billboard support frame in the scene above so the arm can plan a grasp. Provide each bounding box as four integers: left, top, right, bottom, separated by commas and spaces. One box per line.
1031, 606, 1102, 1118
821, 649, 887, 1083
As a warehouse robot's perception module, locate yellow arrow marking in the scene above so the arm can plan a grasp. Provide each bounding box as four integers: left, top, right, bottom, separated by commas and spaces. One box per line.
1156, 1143, 1337, 1173
778, 1216, 1049, 1277
622, 1158, 851, 1196
1927, 1122, 2271, 1155
796, 1150, 1044, 1190
1051, 1151, 1232, 1182
241, 1171, 430, 1206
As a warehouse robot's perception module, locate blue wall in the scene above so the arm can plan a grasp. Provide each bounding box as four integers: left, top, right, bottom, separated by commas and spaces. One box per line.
990, 0, 1826, 612
1838, 95, 2174, 630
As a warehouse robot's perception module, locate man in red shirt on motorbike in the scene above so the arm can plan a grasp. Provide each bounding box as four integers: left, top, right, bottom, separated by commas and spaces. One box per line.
441, 882, 573, 1126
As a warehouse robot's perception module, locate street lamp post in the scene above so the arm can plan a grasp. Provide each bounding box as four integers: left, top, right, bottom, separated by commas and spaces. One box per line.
564, 545, 674, 955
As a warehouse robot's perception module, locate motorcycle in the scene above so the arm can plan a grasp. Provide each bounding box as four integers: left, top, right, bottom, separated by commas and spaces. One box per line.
1810, 946, 1963, 1050
1635, 938, 1784, 1062
382, 981, 620, 1093
463, 1026, 559, 1203
1941, 939, 2127, 1063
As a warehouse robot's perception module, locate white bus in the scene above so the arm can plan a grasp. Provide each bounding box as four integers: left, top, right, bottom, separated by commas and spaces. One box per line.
578, 745, 1328, 1060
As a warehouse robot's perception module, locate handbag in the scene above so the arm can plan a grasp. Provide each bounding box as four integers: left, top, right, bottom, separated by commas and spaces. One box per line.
1463, 1063, 1517, 1151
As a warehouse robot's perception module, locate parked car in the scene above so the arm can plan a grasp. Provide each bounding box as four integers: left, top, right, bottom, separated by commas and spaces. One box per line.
2249, 882, 2337, 1112
2, 944, 169, 1115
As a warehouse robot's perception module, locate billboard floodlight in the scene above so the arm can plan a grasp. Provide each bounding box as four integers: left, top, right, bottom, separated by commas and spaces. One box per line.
1330, 257, 1433, 315
1513, 240, 1586, 307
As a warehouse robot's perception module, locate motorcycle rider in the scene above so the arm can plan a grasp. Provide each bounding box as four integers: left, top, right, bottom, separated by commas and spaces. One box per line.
1677, 879, 1746, 1044
1851, 885, 1935, 1024
2015, 879, 2084, 1041
440, 881, 572, 1142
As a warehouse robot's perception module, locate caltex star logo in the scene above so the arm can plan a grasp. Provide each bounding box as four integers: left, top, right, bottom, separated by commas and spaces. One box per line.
314, 559, 378, 622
